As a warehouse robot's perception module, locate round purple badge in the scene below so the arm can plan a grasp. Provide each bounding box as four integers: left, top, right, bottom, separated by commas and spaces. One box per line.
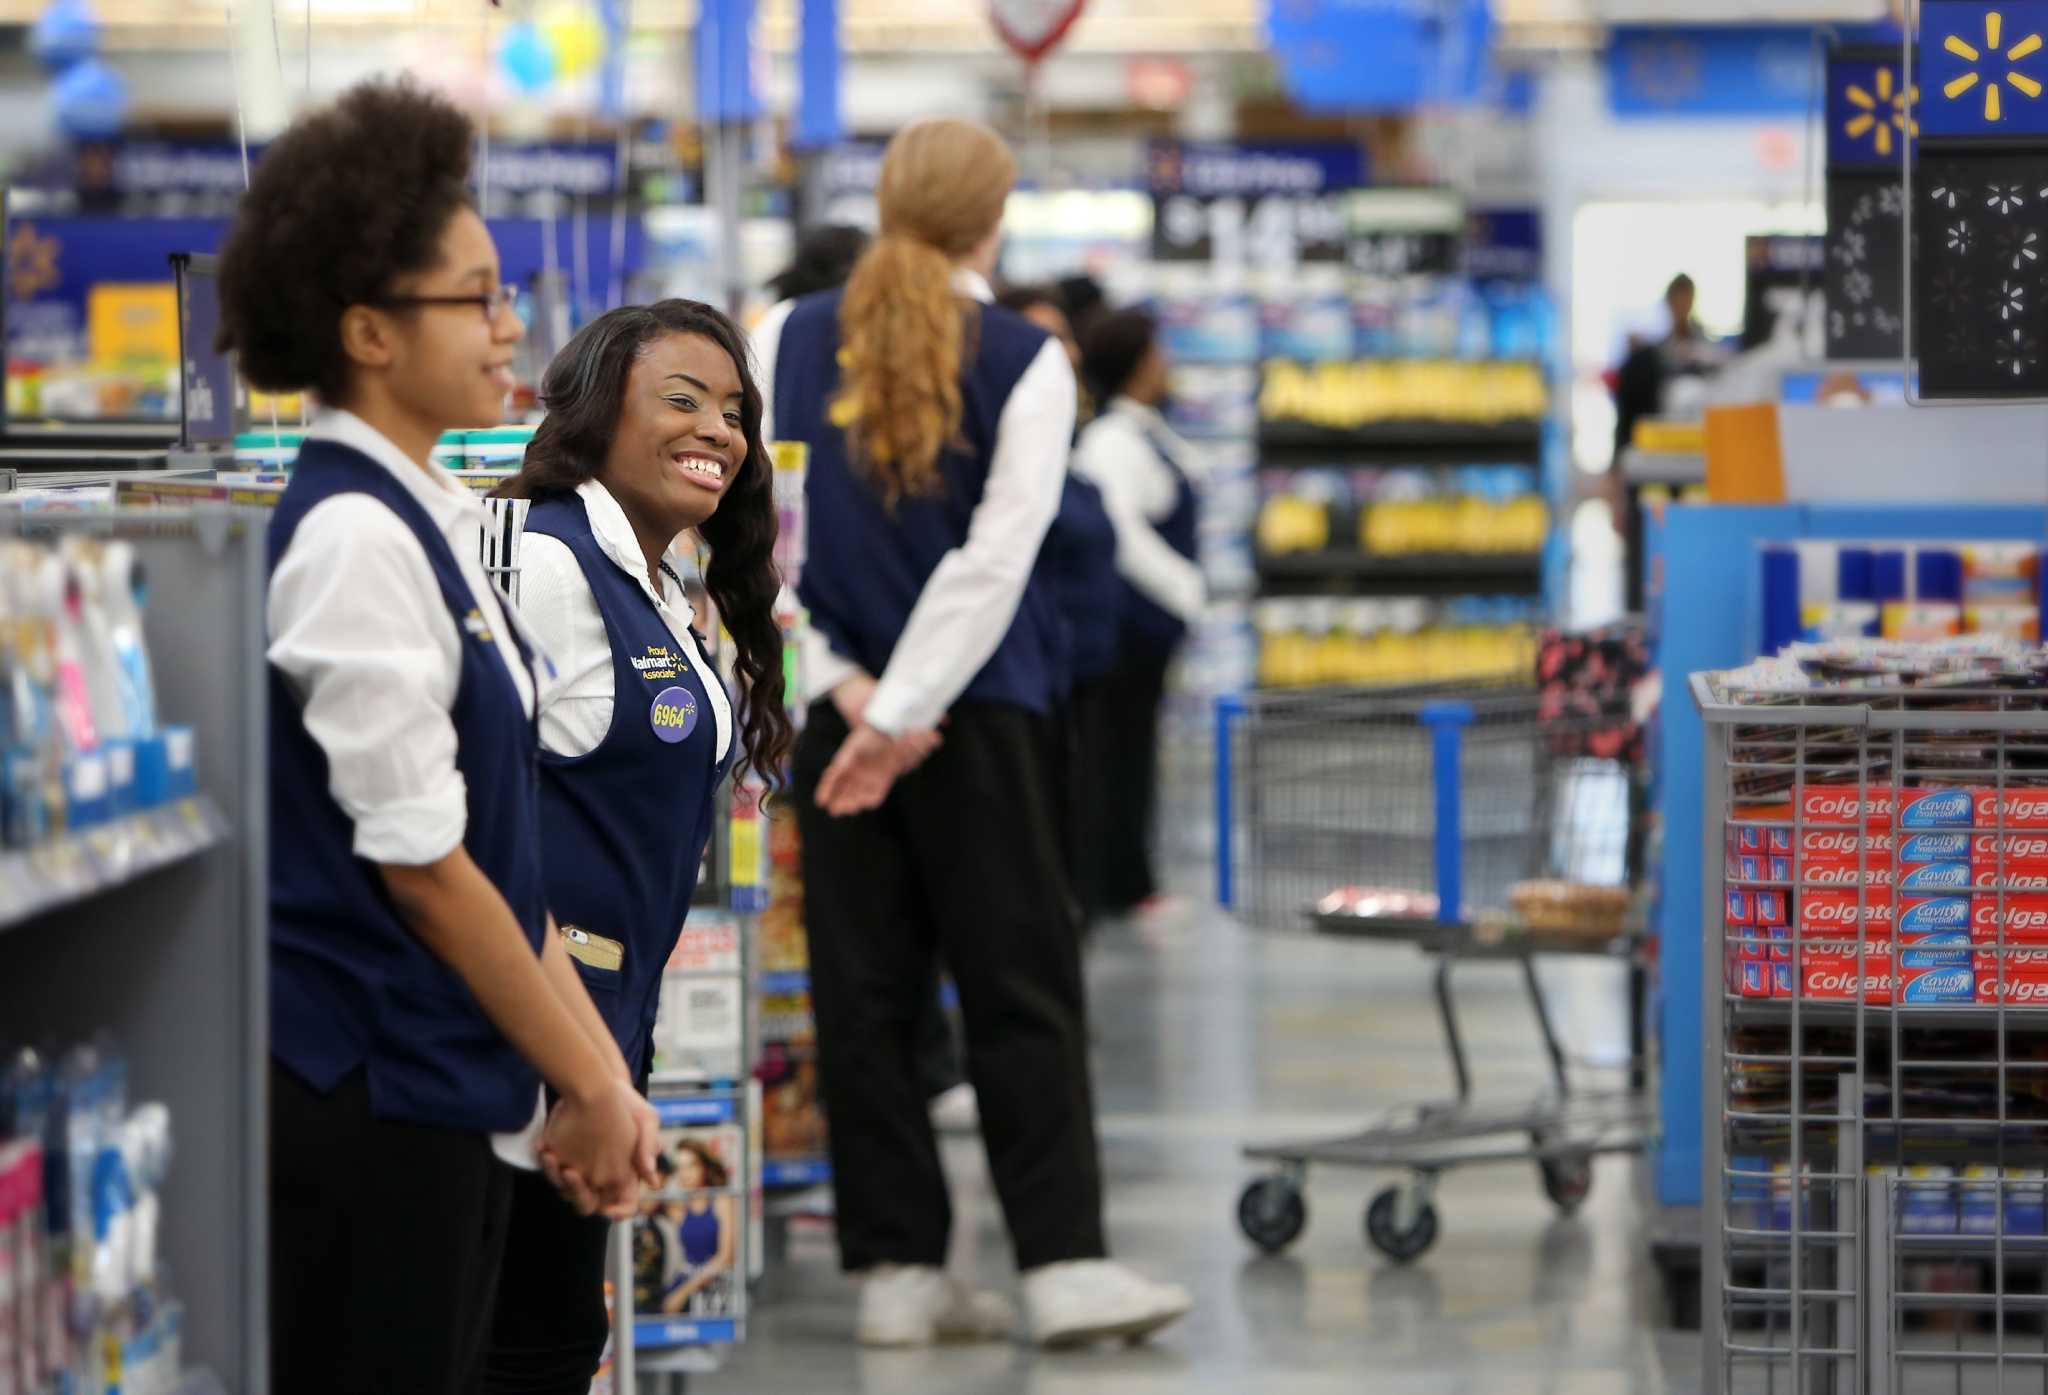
650, 686, 699, 744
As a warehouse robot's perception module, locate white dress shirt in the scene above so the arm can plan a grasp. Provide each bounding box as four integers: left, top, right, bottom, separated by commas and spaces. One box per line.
1072, 396, 1206, 626
751, 267, 1077, 734
267, 407, 549, 866
518, 479, 734, 763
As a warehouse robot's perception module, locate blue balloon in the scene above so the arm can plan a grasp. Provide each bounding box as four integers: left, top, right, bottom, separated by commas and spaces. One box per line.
500, 22, 556, 93
31, 0, 100, 73
52, 58, 127, 139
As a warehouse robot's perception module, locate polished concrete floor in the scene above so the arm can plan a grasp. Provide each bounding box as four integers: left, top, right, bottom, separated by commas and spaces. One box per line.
697, 904, 1704, 1395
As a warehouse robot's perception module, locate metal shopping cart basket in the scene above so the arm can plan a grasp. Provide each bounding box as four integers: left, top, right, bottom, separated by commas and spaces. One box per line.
1214, 680, 1654, 1263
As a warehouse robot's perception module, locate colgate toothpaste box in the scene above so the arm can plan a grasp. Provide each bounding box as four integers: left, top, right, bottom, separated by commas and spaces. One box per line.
1733, 924, 1765, 961
1800, 827, 1897, 864
1804, 863, 1897, 889
1728, 889, 1755, 927
1971, 896, 2048, 941
1898, 862, 1974, 895
1727, 853, 1763, 883
1771, 925, 1792, 962
1799, 960, 1894, 1004
1975, 971, 2048, 1006
1899, 895, 1974, 934
1896, 929, 1973, 968
1729, 958, 1774, 998
1799, 889, 1895, 936
1899, 964, 1977, 1004
1898, 787, 1979, 830
1980, 787, 2048, 830
1899, 832, 1973, 865
1773, 961, 1794, 994
1971, 942, 2048, 973
1756, 890, 1788, 926
1973, 864, 2048, 891
1800, 786, 1896, 829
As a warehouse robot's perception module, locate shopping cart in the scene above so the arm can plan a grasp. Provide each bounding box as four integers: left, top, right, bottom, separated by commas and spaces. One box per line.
1215, 680, 1654, 1263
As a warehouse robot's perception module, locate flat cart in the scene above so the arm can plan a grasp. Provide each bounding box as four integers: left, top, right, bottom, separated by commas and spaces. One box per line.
1215, 682, 1653, 1263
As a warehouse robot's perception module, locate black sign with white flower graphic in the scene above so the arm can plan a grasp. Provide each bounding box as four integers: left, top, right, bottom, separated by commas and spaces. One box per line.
1913, 149, 2048, 395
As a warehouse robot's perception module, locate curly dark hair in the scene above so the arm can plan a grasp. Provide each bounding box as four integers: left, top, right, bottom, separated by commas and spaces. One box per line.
215, 78, 474, 403
496, 300, 792, 793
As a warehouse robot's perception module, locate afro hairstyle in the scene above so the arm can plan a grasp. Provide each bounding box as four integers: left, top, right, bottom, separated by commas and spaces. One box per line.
216, 78, 476, 405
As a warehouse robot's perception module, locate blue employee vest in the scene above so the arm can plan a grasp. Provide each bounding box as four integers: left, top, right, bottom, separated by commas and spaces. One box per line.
526, 495, 733, 1080
267, 439, 548, 1134
1043, 473, 1121, 691
776, 289, 1066, 715
1122, 418, 1201, 655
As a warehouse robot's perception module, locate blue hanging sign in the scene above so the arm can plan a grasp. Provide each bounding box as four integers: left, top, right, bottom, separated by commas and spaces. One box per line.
1265, 0, 1491, 113
1826, 51, 1917, 167
695, 0, 760, 125
1606, 26, 1816, 118
1919, 2, 2048, 137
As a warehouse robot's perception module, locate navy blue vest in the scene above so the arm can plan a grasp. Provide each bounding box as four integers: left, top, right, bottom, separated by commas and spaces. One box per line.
776, 289, 1065, 715
1121, 414, 1200, 656
268, 439, 549, 1133
526, 494, 733, 1080
1043, 473, 1121, 690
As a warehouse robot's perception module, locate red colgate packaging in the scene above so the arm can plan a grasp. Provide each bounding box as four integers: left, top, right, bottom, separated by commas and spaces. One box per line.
1799, 960, 1895, 1004
1799, 889, 1895, 936
1799, 826, 1898, 865
1971, 896, 2048, 942
1975, 970, 2048, 1006
1770, 925, 1792, 962
1973, 865, 2048, 891
1734, 924, 1765, 961
1756, 890, 1788, 926
1972, 942, 2048, 974
1800, 785, 1896, 829
1728, 888, 1755, 927
1979, 787, 2048, 830
1805, 863, 1897, 889
1968, 832, 2048, 888
1729, 957, 1774, 998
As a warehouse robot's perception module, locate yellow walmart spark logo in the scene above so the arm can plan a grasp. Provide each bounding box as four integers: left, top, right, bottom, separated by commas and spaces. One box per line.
1944, 10, 2045, 123
1844, 66, 1917, 156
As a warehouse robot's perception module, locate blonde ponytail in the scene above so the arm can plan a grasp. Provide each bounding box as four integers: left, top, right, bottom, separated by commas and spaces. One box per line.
831, 119, 1016, 507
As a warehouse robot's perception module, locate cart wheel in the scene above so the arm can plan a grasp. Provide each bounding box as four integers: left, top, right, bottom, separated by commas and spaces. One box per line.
1365, 1187, 1439, 1264
1539, 1153, 1595, 1216
1237, 1176, 1308, 1254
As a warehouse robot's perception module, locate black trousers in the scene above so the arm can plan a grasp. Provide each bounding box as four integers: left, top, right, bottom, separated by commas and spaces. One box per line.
477, 1166, 614, 1394
794, 700, 1107, 1273
1088, 645, 1173, 915
270, 1063, 515, 1395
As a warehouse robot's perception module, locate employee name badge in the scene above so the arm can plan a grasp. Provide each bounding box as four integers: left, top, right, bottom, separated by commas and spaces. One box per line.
651, 685, 699, 743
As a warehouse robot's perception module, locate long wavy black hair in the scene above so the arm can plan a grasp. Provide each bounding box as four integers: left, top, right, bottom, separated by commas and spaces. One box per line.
497, 300, 792, 793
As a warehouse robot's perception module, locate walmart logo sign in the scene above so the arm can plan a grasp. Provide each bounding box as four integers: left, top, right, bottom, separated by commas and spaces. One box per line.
1846, 66, 1916, 156
1925, 2, 2048, 135
1827, 53, 1918, 166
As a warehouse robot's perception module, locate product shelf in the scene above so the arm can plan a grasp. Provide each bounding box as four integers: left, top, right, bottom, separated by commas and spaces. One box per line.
1254, 550, 1543, 593
0, 796, 226, 933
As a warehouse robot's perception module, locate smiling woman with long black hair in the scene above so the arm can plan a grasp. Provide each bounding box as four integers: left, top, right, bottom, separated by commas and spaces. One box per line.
482, 299, 790, 1392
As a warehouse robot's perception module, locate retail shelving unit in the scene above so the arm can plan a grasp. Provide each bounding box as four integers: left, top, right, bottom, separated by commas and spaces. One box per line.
0, 508, 267, 1393
1696, 672, 2048, 1392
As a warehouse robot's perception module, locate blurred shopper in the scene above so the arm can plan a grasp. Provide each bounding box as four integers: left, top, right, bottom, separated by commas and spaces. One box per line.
753, 118, 1192, 1349
480, 300, 792, 1393
1073, 308, 1205, 920
218, 79, 655, 1394
767, 224, 872, 304
997, 284, 1122, 923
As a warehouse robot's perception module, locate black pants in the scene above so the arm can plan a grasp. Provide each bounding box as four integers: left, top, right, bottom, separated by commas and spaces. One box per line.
795, 700, 1107, 1273
1061, 690, 1108, 927
270, 1063, 515, 1395
1088, 645, 1173, 915
478, 1167, 614, 1394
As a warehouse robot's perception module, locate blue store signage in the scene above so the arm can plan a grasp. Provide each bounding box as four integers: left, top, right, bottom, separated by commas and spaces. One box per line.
1826, 51, 1917, 167
1607, 26, 1816, 118
1918, 1, 2048, 138
1265, 0, 1492, 113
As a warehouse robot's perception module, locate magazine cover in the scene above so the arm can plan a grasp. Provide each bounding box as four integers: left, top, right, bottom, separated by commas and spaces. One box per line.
632, 1093, 747, 1348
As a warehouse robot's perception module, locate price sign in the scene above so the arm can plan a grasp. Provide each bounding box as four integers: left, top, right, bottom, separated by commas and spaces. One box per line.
1148, 141, 1365, 270
1344, 187, 1465, 278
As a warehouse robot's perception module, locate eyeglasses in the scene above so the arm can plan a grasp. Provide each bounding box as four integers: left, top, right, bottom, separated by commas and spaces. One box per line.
368, 285, 520, 323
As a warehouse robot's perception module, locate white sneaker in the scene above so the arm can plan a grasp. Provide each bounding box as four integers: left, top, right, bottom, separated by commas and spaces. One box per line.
928, 1083, 980, 1135
1022, 1259, 1193, 1348
855, 1264, 1017, 1348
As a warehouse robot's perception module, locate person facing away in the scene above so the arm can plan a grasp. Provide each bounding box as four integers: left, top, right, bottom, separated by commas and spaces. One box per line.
751, 115, 1193, 1350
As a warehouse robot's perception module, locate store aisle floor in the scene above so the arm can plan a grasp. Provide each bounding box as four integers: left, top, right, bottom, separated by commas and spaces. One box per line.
702, 906, 1701, 1395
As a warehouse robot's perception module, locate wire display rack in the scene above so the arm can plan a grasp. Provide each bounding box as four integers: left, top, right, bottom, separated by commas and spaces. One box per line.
1696, 672, 2048, 1394
1215, 682, 1650, 1263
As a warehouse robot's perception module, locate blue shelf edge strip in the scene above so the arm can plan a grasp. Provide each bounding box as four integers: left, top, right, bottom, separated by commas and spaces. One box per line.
634, 1316, 739, 1349
758, 969, 810, 996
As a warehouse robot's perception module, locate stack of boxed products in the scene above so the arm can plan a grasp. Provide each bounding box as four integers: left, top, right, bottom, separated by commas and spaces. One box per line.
1721, 639, 2048, 1007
